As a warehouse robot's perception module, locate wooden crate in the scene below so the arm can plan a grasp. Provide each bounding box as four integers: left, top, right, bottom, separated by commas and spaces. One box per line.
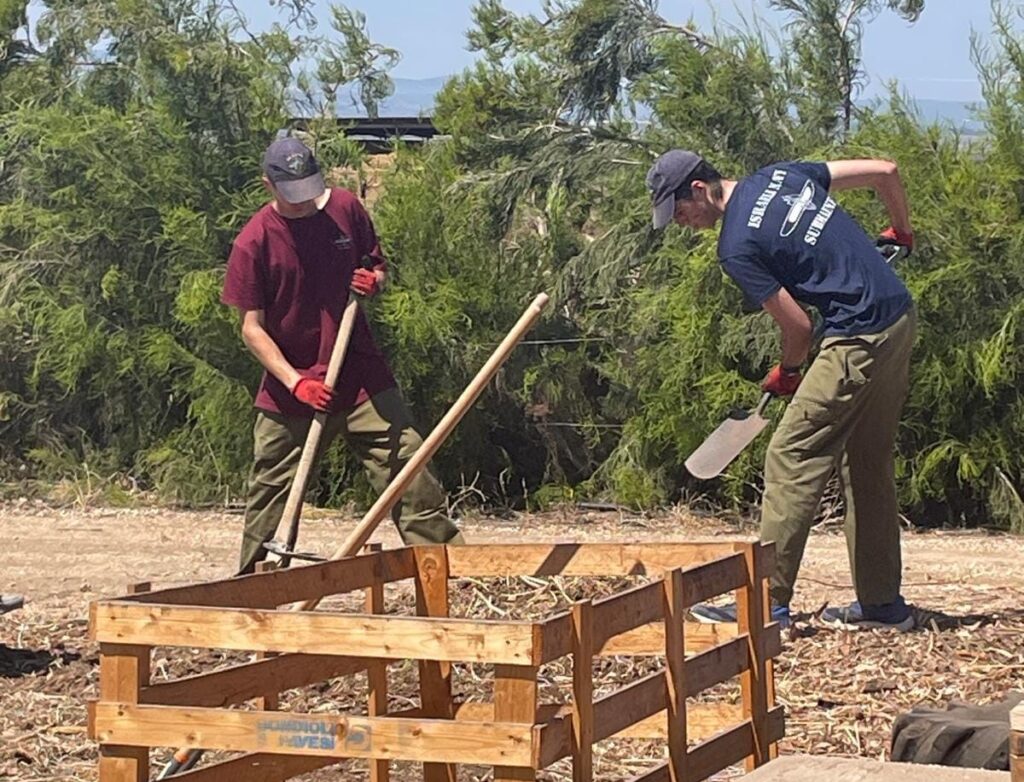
87, 541, 784, 781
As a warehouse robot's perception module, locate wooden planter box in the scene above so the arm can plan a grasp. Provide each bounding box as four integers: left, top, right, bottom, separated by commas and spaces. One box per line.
87, 541, 784, 781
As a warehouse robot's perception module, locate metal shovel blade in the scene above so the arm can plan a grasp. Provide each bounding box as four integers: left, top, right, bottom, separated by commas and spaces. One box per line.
685, 393, 773, 480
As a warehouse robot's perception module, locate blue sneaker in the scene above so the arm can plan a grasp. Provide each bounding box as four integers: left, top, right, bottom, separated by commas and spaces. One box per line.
821, 597, 914, 632
690, 601, 791, 628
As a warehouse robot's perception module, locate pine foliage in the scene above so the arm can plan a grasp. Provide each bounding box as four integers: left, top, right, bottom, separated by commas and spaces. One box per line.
5, 0, 1024, 532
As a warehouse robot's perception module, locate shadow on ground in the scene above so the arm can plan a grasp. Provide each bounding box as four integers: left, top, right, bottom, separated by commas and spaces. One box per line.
0, 644, 81, 678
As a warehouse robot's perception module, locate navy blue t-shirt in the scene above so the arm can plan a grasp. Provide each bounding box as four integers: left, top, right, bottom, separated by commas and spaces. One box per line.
718, 162, 911, 337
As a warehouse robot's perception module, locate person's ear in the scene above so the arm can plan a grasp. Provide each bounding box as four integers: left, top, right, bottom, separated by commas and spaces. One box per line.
262, 176, 275, 196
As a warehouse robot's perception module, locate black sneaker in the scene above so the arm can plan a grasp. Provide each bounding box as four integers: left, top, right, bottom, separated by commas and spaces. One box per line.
821, 596, 914, 632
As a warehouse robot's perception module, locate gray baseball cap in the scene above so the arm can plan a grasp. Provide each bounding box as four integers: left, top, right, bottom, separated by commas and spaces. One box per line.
646, 149, 706, 229
262, 137, 326, 204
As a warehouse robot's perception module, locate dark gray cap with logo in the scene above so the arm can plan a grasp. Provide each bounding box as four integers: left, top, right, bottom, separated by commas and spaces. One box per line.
262, 137, 326, 204
645, 149, 706, 230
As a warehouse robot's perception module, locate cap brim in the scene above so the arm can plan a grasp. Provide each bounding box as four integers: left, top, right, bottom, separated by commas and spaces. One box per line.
274, 172, 326, 204
652, 196, 675, 230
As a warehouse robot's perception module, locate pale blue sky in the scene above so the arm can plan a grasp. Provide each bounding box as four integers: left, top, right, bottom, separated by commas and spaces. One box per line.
243, 0, 995, 102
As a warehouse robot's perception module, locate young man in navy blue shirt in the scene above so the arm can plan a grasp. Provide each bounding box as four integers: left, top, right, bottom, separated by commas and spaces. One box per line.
647, 150, 916, 630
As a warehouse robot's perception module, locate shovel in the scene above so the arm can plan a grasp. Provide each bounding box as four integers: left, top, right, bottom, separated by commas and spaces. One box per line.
685, 392, 774, 480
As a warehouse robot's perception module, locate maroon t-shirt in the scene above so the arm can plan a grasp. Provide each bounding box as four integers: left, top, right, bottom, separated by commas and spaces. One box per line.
221, 188, 396, 417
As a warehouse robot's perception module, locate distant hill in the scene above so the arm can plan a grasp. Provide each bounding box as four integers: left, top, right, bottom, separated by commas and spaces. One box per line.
339, 77, 988, 135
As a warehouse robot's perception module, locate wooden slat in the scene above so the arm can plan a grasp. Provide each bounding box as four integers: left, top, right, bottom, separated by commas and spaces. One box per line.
538, 631, 780, 767
663, 569, 688, 781
93, 602, 536, 664
613, 702, 745, 741
142, 654, 367, 708
537, 553, 746, 663
678, 554, 746, 607
590, 580, 664, 651
688, 709, 785, 780
173, 753, 338, 781
494, 665, 538, 781
461, 700, 745, 742
597, 621, 737, 657
366, 543, 390, 782
415, 546, 456, 782
737, 542, 771, 771
540, 670, 664, 767
624, 709, 784, 782
571, 601, 594, 782
446, 543, 741, 577
97, 585, 150, 782
92, 703, 534, 767
115, 548, 417, 610
254, 562, 280, 712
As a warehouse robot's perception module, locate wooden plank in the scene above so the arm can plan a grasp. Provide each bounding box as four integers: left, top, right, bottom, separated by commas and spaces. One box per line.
1012, 754, 1023, 782
543, 632, 783, 765
414, 546, 455, 782
1011, 729, 1024, 756
494, 664, 538, 781
98, 580, 151, 782
590, 580, 664, 651
613, 702, 745, 741
254, 561, 280, 712
366, 543, 390, 782
1012, 704, 1024, 731
117, 548, 417, 609
598, 621, 737, 657
688, 709, 785, 780
663, 569, 688, 782
446, 543, 741, 577
623, 709, 784, 782
93, 602, 536, 665
539, 550, 748, 663
142, 654, 367, 708
91, 703, 535, 767
679, 554, 746, 607
571, 601, 594, 782
463, 700, 743, 742
539, 671, 663, 767
736, 542, 771, 771
173, 753, 338, 781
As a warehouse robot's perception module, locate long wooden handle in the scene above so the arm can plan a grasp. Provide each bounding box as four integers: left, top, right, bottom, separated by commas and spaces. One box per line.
279, 297, 360, 564
294, 292, 549, 611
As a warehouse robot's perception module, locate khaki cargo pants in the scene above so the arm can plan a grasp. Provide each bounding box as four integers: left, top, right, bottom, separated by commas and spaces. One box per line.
238, 387, 464, 574
761, 308, 915, 608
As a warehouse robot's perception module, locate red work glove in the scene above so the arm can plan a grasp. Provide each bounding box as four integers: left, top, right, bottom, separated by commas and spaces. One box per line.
762, 365, 803, 397
351, 267, 386, 297
876, 226, 914, 256
292, 378, 334, 412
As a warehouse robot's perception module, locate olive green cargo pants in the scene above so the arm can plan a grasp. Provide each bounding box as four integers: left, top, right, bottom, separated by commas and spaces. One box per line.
238, 387, 464, 574
760, 308, 915, 608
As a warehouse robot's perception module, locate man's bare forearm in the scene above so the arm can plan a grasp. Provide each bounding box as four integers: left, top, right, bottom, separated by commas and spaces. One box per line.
241, 312, 302, 391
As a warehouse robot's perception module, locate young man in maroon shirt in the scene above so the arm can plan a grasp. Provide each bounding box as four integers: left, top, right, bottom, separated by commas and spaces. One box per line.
222, 137, 464, 574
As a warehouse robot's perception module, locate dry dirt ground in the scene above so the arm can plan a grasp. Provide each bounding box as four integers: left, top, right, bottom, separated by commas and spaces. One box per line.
2, 503, 1023, 781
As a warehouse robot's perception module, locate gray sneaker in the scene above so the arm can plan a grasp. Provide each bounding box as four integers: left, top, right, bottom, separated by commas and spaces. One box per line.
821, 597, 914, 632
690, 600, 791, 628
0, 594, 24, 614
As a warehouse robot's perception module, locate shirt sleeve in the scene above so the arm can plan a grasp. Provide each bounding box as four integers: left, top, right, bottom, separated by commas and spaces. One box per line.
348, 197, 388, 271
720, 254, 782, 308
221, 236, 265, 311
786, 161, 831, 191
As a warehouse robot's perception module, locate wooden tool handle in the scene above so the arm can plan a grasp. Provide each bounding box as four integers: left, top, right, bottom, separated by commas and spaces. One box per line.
293, 292, 550, 611
279, 296, 360, 562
